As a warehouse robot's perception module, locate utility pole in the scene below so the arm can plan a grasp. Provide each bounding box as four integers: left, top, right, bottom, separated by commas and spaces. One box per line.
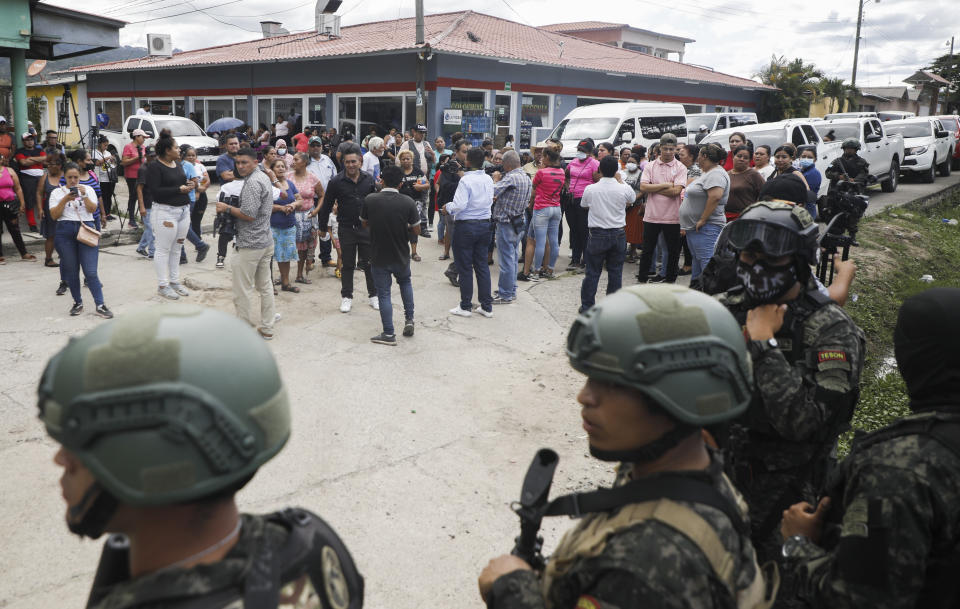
415, 0, 426, 126
851, 0, 865, 89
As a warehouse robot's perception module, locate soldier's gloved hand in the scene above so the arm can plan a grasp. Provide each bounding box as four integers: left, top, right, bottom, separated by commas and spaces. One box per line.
478, 555, 532, 603
781, 497, 830, 543
745, 304, 787, 341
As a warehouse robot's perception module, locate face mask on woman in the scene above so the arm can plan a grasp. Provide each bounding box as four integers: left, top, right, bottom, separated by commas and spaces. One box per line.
276, 147, 287, 156
799, 158, 814, 169
575, 152, 587, 160
626, 162, 638, 172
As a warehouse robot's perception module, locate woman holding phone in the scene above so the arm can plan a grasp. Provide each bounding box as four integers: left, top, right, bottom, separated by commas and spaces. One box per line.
48, 162, 112, 318
146, 131, 196, 300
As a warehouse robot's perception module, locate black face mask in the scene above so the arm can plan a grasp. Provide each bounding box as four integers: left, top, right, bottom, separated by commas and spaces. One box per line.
735, 257, 798, 303
894, 288, 960, 412
85, 163, 95, 171
66, 481, 119, 539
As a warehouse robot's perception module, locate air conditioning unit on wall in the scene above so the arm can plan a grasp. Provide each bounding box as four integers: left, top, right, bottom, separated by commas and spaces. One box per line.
147, 34, 173, 57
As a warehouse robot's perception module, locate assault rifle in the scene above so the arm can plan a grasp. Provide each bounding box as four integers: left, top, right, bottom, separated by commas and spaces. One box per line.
510, 448, 559, 571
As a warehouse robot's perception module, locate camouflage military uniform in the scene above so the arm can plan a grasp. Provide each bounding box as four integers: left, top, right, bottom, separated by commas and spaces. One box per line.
488, 454, 769, 609
87, 509, 349, 609
825, 156, 870, 188
789, 411, 960, 608
719, 281, 866, 564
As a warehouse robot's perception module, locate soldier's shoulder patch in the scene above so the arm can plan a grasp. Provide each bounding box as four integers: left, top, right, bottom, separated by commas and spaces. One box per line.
817, 350, 847, 363
576, 595, 601, 609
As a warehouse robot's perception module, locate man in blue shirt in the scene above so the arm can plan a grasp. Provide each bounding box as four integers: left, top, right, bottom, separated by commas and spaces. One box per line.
216, 135, 239, 183
443, 147, 495, 318
491, 151, 532, 304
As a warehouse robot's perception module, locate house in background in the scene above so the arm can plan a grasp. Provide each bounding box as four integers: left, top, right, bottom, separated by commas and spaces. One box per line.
26, 75, 88, 145
540, 21, 693, 63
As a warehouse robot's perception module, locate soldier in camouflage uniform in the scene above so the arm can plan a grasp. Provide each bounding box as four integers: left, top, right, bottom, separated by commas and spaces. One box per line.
479, 285, 777, 609
39, 305, 363, 609
782, 287, 960, 608
824, 139, 870, 190
717, 201, 865, 569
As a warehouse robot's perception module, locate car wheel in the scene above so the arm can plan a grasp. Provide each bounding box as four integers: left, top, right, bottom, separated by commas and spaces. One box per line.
939, 154, 952, 177
881, 160, 898, 192
922, 157, 936, 183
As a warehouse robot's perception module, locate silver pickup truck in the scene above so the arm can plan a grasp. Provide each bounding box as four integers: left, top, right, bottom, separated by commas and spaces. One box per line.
814, 117, 904, 192
101, 114, 221, 170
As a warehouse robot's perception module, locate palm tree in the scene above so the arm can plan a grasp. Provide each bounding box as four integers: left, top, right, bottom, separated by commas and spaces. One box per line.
755, 55, 826, 120
819, 77, 847, 114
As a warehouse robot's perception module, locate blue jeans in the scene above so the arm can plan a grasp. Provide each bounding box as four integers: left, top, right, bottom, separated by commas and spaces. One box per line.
452, 219, 493, 312
437, 213, 447, 241
55, 220, 104, 305
495, 220, 521, 299
581, 228, 626, 311
532, 206, 562, 271
686, 222, 723, 280
138, 208, 155, 255
372, 261, 414, 335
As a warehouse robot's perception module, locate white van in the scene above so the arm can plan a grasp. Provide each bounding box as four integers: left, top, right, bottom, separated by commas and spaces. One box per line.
685, 112, 758, 143
549, 103, 687, 159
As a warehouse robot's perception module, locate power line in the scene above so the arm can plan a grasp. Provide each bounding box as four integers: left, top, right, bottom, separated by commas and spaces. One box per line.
125, 0, 244, 24
183, 0, 262, 32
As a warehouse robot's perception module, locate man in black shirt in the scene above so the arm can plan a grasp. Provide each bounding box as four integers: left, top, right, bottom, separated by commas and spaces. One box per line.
361, 165, 421, 346
319, 150, 377, 313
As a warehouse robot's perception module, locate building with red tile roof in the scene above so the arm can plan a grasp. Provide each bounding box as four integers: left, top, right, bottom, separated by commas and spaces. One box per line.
60, 10, 771, 150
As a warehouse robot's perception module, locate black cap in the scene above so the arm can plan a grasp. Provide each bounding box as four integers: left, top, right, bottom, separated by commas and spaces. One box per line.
415, 123, 427, 132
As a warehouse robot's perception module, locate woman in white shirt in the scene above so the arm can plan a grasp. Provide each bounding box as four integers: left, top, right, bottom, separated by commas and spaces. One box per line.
274, 114, 290, 141
48, 162, 112, 318
93, 135, 117, 220
182, 145, 210, 235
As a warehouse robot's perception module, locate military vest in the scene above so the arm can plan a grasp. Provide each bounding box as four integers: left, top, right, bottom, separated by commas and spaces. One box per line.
541, 470, 777, 609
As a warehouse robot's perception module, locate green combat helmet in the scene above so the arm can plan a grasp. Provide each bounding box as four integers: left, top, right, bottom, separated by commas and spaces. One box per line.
567, 285, 753, 461
38, 305, 290, 537
841, 137, 861, 150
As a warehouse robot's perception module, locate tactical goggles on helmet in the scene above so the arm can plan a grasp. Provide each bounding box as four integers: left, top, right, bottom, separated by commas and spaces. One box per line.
725, 218, 805, 258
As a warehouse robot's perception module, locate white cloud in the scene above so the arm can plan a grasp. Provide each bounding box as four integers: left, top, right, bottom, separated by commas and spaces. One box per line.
49, 0, 955, 86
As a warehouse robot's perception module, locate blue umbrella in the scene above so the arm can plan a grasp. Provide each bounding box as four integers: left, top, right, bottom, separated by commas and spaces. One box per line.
206, 117, 244, 133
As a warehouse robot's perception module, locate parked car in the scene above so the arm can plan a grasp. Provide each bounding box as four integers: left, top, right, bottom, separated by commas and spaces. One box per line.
823, 111, 878, 121
101, 114, 220, 170
878, 111, 916, 122
813, 117, 903, 192
700, 119, 841, 196
883, 117, 953, 183
934, 114, 960, 170
685, 112, 758, 143
549, 102, 687, 159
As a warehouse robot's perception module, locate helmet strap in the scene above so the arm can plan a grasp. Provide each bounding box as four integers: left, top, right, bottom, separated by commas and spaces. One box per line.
67, 481, 119, 539
589, 423, 698, 463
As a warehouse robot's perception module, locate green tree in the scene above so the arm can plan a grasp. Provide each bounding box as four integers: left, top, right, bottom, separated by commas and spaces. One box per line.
819, 77, 848, 114
755, 55, 825, 121
27, 96, 44, 130
925, 53, 960, 114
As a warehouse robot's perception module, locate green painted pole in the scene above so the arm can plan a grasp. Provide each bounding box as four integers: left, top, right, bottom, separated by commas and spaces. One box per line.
11, 49, 27, 136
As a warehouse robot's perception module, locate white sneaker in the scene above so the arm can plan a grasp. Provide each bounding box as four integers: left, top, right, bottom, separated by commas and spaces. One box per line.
340, 298, 352, 313
170, 283, 189, 297
449, 306, 472, 317
369, 296, 380, 310
158, 285, 180, 300
474, 307, 494, 318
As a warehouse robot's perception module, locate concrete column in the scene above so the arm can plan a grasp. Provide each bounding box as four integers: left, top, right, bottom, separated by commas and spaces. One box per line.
11, 49, 27, 135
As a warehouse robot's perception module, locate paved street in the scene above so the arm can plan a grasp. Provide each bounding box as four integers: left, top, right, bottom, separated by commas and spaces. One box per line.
0, 173, 957, 609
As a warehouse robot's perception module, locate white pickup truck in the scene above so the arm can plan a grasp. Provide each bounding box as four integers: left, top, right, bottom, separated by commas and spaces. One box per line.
883, 117, 953, 183
101, 114, 221, 170
813, 117, 904, 192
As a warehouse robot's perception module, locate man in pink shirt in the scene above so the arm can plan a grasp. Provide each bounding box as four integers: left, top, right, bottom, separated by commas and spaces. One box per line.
637, 133, 687, 283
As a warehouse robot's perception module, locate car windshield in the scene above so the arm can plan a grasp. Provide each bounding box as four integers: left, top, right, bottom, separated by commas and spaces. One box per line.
686, 116, 711, 133
551, 117, 619, 141
884, 123, 932, 139
815, 123, 859, 141
702, 128, 784, 151
728, 114, 758, 128
153, 119, 205, 138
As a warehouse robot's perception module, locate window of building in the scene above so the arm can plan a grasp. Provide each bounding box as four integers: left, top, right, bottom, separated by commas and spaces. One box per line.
234, 98, 248, 125
450, 89, 486, 111
405, 95, 419, 134
254, 97, 305, 133
338, 96, 357, 136
653, 50, 667, 58
520, 94, 551, 150
204, 99, 233, 126
623, 43, 650, 54
94, 100, 130, 131
683, 104, 704, 114
495, 93, 514, 147
359, 96, 403, 139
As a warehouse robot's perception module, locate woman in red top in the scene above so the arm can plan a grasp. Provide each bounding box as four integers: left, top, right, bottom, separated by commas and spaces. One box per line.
521, 147, 565, 280
722, 131, 752, 171
0, 150, 35, 263
121, 129, 147, 228
14, 132, 45, 231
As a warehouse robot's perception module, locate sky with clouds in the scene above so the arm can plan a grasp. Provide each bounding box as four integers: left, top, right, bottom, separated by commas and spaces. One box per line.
53, 0, 957, 86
